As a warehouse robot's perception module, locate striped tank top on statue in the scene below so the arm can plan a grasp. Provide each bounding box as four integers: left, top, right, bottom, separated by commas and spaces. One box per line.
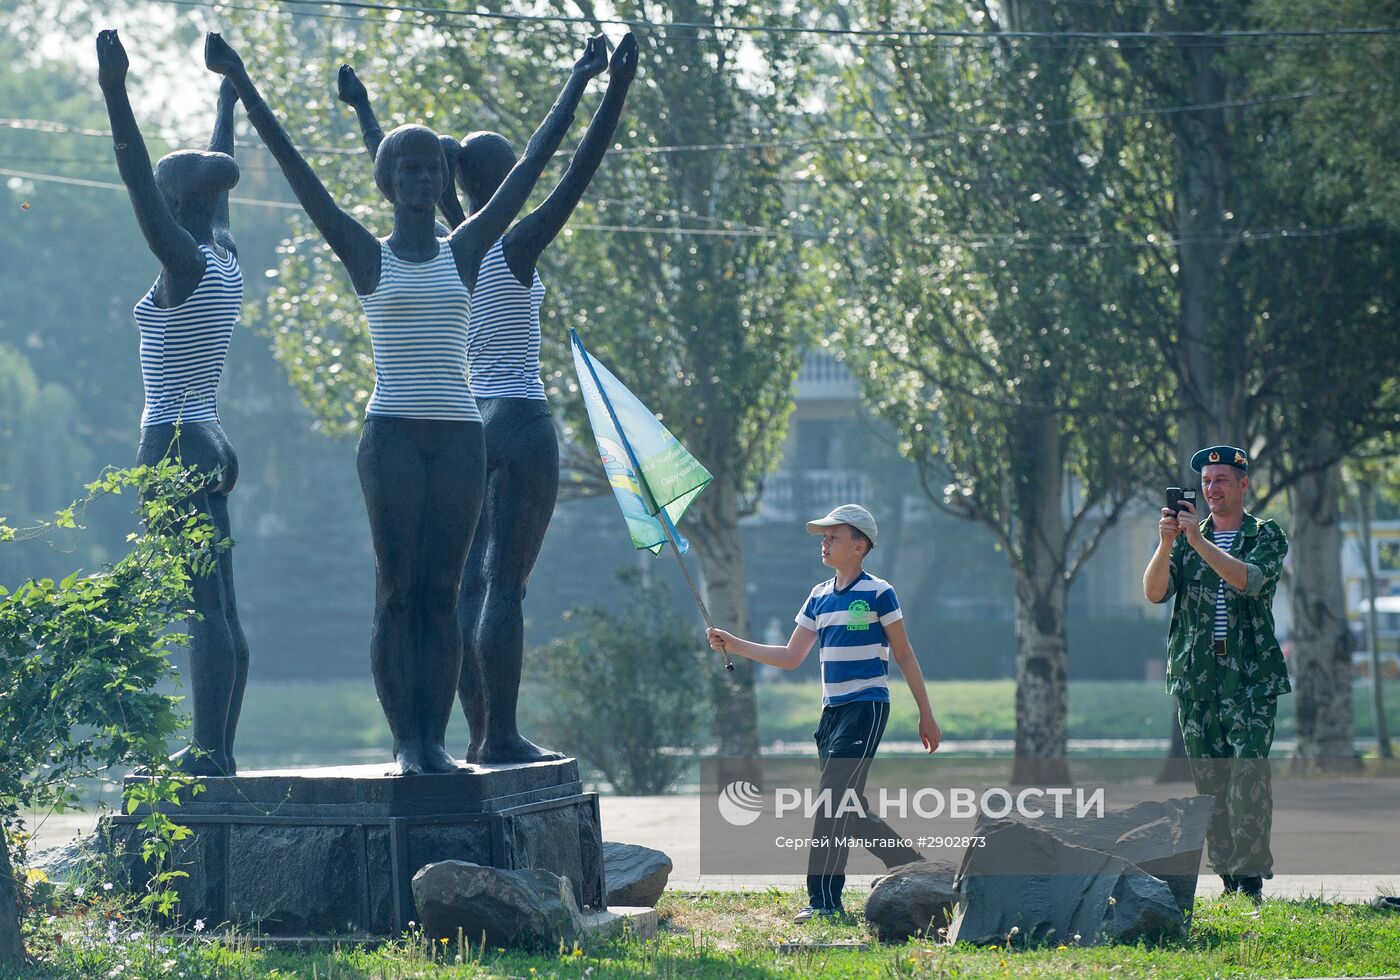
358, 238, 477, 422
133, 244, 242, 427
467, 236, 547, 401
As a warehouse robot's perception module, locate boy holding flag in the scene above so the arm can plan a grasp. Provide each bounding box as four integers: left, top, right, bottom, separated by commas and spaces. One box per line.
707, 504, 942, 922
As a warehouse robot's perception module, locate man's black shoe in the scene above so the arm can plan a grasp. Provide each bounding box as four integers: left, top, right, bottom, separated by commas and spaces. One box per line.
1237, 876, 1263, 903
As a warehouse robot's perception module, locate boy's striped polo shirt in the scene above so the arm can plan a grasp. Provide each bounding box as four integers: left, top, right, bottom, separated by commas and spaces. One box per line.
795, 571, 902, 706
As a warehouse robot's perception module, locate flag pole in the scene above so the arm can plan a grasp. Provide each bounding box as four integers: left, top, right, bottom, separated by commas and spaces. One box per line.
572, 330, 736, 671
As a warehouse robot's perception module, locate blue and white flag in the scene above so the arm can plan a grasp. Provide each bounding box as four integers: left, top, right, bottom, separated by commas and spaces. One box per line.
570, 329, 712, 555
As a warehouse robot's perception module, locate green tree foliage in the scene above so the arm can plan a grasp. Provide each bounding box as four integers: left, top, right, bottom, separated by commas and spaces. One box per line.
533, 569, 709, 795
0, 460, 218, 965
226, 1, 820, 765
1253, 0, 1400, 226
0, 347, 92, 565
1235, 2, 1400, 763
812, 1, 1171, 777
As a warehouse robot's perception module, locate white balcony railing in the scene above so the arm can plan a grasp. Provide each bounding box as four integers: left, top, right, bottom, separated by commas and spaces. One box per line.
753, 469, 873, 522
795, 351, 859, 400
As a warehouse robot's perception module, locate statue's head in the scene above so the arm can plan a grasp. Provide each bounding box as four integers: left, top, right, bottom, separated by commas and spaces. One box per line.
458, 131, 517, 209
374, 124, 448, 206
154, 149, 239, 213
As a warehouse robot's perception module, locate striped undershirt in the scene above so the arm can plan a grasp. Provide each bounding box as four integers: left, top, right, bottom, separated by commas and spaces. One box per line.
133, 245, 242, 427
796, 571, 903, 706
358, 238, 477, 422
1212, 529, 1240, 639
467, 237, 547, 401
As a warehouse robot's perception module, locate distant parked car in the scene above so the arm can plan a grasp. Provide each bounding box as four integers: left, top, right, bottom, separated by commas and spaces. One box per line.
1352, 651, 1400, 681
1353, 596, 1400, 679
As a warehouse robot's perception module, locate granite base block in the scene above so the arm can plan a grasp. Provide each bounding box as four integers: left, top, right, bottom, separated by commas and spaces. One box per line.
100, 760, 604, 937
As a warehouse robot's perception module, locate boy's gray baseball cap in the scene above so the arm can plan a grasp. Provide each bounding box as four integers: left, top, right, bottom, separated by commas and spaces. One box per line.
806, 504, 878, 548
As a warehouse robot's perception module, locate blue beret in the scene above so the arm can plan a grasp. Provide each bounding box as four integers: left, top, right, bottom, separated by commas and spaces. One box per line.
1191, 445, 1249, 474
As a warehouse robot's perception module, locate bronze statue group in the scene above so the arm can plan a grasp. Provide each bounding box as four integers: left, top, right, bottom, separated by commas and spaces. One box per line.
96, 27, 639, 777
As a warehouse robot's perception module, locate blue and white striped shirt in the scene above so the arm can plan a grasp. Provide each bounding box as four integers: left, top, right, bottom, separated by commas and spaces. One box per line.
133, 245, 241, 427
796, 571, 903, 706
1212, 529, 1239, 640
359, 238, 477, 422
467, 237, 547, 401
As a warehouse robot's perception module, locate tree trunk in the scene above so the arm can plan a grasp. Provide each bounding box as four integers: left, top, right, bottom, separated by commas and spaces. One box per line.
1289, 457, 1361, 768
1161, 30, 1247, 780
0, 837, 23, 969
1171, 32, 1247, 468
688, 477, 761, 788
1356, 480, 1394, 757
1009, 406, 1071, 786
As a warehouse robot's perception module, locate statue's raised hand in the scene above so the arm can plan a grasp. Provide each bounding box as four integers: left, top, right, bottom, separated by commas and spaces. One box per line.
96, 29, 129, 92
608, 32, 638, 84
218, 76, 239, 108
573, 34, 609, 80
338, 64, 368, 107
204, 32, 245, 77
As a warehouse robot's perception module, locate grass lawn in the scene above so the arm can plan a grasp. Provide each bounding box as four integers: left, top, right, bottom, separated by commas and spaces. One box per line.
756, 679, 1400, 746
15, 890, 1400, 978
222, 678, 1400, 769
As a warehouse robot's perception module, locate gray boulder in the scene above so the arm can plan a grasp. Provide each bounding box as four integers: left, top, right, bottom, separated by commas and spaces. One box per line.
1021, 796, 1212, 918
602, 842, 671, 908
411, 861, 581, 949
1104, 873, 1187, 944
949, 819, 1185, 947
27, 836, 107, 886
863, 860, 959, 943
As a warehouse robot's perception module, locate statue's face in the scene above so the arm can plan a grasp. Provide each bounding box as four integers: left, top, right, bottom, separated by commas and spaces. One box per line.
390, 151, 446, 209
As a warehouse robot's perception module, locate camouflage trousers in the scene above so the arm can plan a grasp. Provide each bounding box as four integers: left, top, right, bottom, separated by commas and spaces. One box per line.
1177, 695, 1277, 877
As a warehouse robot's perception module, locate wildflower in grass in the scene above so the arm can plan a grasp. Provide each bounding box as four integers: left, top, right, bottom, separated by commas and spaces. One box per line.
103, 882, 114, 892
74, 886, 86, 898
193, 919, 205, 933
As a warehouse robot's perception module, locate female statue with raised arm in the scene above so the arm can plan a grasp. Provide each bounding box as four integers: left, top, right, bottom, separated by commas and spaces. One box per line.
455, 35, 638, 764
336, 65, 467, 233
97, 29, 249, 776
204, 31, 608, 775
336, 37, 638, 764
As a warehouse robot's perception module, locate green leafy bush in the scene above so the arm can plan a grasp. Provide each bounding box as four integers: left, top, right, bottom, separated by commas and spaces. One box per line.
535, 569, 710, 794
0, 459, 219, 965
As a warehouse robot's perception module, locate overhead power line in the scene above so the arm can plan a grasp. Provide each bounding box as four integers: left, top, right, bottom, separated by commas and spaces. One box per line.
263, 0, 1400, 43
141, 0, 1400, 48
3, 84, 1379, 162
0, 166, 304, 209
3, 165, 1371, 251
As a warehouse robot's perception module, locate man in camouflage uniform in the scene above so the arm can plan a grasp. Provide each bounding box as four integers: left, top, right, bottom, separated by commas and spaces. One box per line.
1143, 445, 1290, 902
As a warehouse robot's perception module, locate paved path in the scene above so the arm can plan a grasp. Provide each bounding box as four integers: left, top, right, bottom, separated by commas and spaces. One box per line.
25, 793, 1398, 902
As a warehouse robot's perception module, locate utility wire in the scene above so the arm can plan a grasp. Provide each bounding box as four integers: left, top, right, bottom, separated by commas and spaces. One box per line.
0, 166, 304, 209
258, 0, 1400, 43
141, 0, 1400, 49
0, 84, 1374, 161
4, 165, 1370, 250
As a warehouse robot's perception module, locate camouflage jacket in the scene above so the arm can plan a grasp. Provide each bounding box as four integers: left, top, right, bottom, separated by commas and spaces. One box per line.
1155, 511, 1291, 702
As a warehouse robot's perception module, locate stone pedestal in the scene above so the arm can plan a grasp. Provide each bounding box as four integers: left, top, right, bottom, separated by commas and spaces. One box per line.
100, 759, 603, 937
